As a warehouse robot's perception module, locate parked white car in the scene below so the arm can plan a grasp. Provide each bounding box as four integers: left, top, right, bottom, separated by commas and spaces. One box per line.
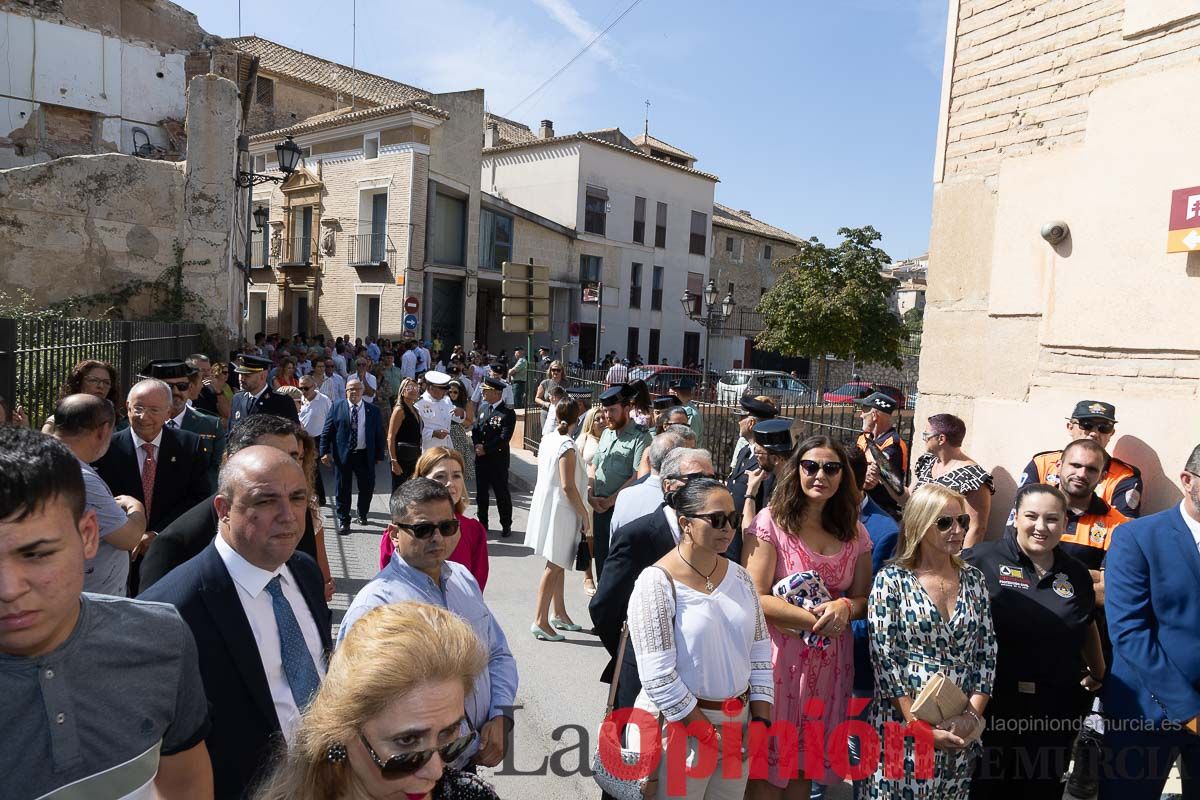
717, 370, 813, 407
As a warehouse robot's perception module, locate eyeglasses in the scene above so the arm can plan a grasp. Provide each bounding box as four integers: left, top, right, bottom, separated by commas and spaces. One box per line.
550, 368, 564, 373
799, 459, 843, 477
1072, 419, 1114, 435
920, 431, 938, 441
664, 471, 717, 482
686, 511, 739, 530
934, 514, 971, 532
82, 375, 112, 388
358, 729, 477, 778
164, 380, 191, 391
394, 519, 460, 539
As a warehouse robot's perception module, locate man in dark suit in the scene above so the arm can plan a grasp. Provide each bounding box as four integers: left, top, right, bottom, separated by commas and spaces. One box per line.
1100, 443, 1200, 800
139, 446, 331, 800
320, 377, 385, 535
472, 376, 516, 537
588, 447, 717, 708
93, 378, 212, 593
228, 353, 298, 430
140, 359, 225, 487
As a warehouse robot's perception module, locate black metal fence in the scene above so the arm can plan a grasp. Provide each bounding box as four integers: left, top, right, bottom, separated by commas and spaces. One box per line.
0, 318, 205, 428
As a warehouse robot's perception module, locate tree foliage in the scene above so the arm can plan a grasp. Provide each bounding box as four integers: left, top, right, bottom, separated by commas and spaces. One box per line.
755, 225, 906, 368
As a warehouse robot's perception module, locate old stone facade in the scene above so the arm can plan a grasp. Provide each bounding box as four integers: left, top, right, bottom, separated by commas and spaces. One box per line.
921, 0, 1200, 527
0, 75, 246, 349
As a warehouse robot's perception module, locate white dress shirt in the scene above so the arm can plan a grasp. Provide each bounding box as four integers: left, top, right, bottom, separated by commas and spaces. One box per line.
299, 392, 332, 437
318, 373, 345, 405
167, 408, 188, 430
130, 428, 164, 476
416, 392, 455, 450
400, 350, 418, 379
331, 352, 348, 377
214, 534, 326, 744
346, 401, 368, 449
1179, 501, 1200, 553
663, 503, 682, 544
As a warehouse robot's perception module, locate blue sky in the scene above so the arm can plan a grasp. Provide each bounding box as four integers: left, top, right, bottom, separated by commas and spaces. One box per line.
180, 0, 947, 259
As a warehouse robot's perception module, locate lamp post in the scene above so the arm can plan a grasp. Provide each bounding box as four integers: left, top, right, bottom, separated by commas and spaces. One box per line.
680, 278, 735, 396
235, 135, 302, 311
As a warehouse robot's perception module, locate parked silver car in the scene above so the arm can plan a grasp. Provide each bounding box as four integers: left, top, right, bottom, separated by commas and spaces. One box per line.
716, 370, 812, 406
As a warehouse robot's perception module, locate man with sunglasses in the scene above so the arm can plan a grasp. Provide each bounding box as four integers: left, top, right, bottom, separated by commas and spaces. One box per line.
141, 360, 224, 489
339, 479, 518, 770
1020, 400, 1144, 518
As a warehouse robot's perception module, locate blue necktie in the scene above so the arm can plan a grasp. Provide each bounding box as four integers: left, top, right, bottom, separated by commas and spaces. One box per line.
264, 575, 321, 710
350, 403, 359, 449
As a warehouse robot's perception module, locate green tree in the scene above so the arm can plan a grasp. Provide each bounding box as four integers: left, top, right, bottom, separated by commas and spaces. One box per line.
755, 225, 905, 393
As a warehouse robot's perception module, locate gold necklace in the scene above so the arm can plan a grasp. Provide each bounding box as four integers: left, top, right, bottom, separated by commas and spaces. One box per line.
677, 546, 718, 591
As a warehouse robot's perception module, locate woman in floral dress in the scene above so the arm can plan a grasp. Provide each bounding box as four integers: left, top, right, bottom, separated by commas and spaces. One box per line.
867, 482, 997, 800
744, 435, 873, 799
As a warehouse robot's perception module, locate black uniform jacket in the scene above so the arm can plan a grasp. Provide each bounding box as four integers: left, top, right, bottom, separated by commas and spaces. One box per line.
228, 386, 299, 430
472, 402, 516, 456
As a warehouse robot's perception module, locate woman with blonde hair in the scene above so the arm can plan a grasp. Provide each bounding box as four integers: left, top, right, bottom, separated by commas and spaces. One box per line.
574, 404, 607, 595
253, 601, 498, 800
378, 447, 489, 590
865, 482, 996, 800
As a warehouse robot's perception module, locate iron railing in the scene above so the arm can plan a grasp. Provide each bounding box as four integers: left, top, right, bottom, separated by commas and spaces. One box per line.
0, 318, 204, 429
280, 235, 318, 266
348, 232, 395, 266
249, 233, 270, 268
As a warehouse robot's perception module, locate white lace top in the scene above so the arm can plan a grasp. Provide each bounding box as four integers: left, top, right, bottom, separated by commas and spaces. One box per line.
627, 563, 774, 721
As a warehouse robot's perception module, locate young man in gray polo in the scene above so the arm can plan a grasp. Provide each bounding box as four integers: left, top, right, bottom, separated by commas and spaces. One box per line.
0, 427, 212, 800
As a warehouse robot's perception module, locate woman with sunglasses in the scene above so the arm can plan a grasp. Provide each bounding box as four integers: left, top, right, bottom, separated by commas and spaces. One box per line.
535, 360, 565, 428
962, 483, 1103, 800
627, 477, 774, 799
445, 379, 477, 486
387, 378, 423, 491
913, 413, 994, 548
254, 601, 499, 800
574, 405, 607, 595
865, 483, 996, 800
743, 436, 872, 800
378, 448, 489, 591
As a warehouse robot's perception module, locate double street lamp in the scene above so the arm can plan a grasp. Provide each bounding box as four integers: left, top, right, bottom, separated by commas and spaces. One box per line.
235, 135, 303, 287
680, 278, 735, 394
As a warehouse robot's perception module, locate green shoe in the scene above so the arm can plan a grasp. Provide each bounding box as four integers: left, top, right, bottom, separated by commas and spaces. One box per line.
551, 617, 583, 632
531, 623, 564, 642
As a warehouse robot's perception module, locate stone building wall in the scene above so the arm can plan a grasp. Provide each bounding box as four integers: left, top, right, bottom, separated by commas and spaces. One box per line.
0, 75, 245, 351
921, 0, 1200, 530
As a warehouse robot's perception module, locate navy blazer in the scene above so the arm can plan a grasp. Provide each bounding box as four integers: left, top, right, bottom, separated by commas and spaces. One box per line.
138, 543, 332, 800
320, 399, 386, 465
92, 425, 213, 533
1104, 505, 1200, 725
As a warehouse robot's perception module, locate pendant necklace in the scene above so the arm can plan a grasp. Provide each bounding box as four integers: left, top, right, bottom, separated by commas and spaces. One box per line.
678, 546, 718, 591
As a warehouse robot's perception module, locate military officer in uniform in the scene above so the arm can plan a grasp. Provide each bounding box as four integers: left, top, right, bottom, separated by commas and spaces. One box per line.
1020, 400, 1144, 517
473, 376, 516, 538
416, 369, 455, 451
139, 359, 224, 487
727, 395, 777, 477
589, 383, 652, 579
228, 353, 299, 429
669, 378, 704, 445
735, 417, 795, 547
855, 391, 908, 519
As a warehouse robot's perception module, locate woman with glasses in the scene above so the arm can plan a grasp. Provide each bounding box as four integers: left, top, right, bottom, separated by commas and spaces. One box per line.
254, 601, 499, 800
913, 413, 994, 548
42, 359, 124, 433
387, 377, 423, 491
963, 484, 1103, 799
743, 436, 872, 800
865, 483, 996, 800
526, 398, 591, 641
378, 448, 489, 591
626, 477, 774, 799
446, 379, 476, 486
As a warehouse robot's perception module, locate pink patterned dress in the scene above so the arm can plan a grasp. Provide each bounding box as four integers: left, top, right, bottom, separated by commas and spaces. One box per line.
747, 508, 871, 788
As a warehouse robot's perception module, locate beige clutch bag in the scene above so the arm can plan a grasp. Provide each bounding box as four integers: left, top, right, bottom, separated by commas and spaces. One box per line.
910, 672, 969, 725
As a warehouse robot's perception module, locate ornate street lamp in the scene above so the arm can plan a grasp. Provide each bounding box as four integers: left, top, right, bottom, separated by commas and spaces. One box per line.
236, 135, 304, 295
681, 281, 736, 396
274, 136, 303, 176
252, 205, 270, 231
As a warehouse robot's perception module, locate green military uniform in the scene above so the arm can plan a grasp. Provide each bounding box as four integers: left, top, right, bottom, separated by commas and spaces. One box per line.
682, 401, 704, 446
592, 422, 651, 578
178, 405, 223, 487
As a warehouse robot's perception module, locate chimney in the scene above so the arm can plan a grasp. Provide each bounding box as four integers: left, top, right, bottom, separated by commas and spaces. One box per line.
539, 119, 555, 139
484, 122, 499, 148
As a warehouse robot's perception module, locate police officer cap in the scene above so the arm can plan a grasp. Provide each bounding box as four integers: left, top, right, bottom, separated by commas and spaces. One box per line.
599, 384, 633, 406
735, 397, 777, 419
234, 354, 272, 374
483, 376, 508, 391
855, 392, 897, 414
489, 362, 507, 374
566, 387, 593, 399
652, 395, 679, 411
424, 370, 451, 387
752, 418, 795, 454
139, 359, 195, 380
1071, 400, 1117, 423
670, 377, 696, 391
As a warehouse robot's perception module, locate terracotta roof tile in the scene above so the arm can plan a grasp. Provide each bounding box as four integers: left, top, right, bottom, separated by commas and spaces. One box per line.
232, 36, 429, 107
484, 113, 536, 145
248, 100, 449, 142
631, 133, 696, 161
712, 204, 802, 244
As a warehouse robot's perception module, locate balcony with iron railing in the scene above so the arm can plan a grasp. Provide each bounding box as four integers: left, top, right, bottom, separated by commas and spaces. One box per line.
708, 308, 765, 337
249, 234, 270, 268
280, 234, 319, 267
348, 232, 396, 267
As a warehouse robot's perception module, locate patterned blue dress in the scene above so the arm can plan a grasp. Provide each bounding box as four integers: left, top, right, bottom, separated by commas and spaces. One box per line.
866, 563, 997, 799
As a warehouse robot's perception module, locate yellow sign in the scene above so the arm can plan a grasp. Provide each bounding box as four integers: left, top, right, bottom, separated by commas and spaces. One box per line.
1167, 227, 1200, 253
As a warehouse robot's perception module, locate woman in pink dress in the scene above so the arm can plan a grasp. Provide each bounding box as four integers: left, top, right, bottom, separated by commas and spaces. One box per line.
743, 435, 873, 799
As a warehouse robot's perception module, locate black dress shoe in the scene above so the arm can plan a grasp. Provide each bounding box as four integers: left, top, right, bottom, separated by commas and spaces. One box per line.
338, 523, 351, 536
357, 516, 370, 526
501, 527, 511, 538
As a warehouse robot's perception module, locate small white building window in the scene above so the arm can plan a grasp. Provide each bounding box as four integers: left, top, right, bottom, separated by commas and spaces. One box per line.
252, 154, 267, 173
364, 133, 380, 160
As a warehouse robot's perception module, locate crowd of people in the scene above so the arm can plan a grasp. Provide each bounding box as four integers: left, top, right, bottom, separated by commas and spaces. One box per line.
1, 333, 1198, 800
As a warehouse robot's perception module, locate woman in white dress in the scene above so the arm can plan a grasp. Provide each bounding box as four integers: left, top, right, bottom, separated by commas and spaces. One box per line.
526, 398, 592, 641
574, 405, 607, 595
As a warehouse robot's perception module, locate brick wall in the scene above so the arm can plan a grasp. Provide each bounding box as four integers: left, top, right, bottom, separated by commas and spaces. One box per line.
944, 0, 1200, 178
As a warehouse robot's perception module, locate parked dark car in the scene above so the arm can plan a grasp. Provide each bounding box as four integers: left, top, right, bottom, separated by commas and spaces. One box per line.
822, 381, 906, 409
627, 366, 708, 398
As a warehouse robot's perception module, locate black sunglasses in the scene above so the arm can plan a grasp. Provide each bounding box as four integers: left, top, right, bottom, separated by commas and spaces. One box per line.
686, 511, 738, 530
394, 519, 460, 539
799, 459, 843, 477
935, 514, 971, 532
359, 729, 477, 778
1073, 419, 1115, 435
664, 471, 717, 482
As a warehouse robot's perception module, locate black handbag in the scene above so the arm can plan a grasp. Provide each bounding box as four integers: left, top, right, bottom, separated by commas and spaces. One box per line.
575, 536, 592, 572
